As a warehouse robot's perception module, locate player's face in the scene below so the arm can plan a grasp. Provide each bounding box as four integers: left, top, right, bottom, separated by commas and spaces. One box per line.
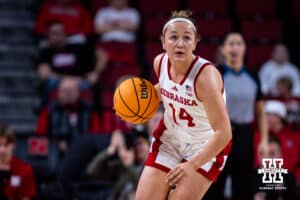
222, 33, 246, 63
162, 22, 197, 62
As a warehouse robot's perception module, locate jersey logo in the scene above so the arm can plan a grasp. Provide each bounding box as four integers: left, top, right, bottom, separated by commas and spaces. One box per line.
171, 86, 178, 91
185, 85, 193, 97
161, 88, 197, 106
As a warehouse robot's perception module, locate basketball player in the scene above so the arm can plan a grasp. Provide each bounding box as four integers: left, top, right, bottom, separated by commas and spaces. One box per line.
135, 11, 232, 200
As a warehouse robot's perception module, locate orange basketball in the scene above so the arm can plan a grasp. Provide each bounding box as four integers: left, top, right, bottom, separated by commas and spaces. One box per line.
113, 77, 159, 124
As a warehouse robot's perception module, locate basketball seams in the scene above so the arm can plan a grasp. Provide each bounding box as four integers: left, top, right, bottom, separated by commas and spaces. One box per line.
117, 86, 150, 120
116, 110, 150, 121
144, 106, 159, 119
144, 86, 159, 118
131, 78, 141, 114
118, 87, 138, 117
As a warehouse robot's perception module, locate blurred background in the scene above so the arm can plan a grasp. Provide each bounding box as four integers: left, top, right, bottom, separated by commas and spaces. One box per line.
0, 0, 299, 199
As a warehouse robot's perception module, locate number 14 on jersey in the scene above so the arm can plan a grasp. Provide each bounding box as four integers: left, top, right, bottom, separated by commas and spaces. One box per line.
168, 103, 195, 127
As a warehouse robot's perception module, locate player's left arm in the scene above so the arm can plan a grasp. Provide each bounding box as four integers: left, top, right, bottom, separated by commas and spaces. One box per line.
189, 65, 232, 169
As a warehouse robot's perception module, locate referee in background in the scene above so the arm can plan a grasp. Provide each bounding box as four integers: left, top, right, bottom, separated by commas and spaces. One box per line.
204, 32, 268, 200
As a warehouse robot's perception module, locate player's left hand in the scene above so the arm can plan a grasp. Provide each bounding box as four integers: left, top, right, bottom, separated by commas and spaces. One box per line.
166, 161, 196, 186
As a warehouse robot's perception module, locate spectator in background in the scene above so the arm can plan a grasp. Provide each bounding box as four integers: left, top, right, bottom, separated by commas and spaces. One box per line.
267, 77, 300, 130
37, 22, 105, 104
276, 76, 293, 99
94, 0, 140, 43
37, 22, 99, 84
254, 101, 300, 177
36, 77, 101, 153
259, 43, 300, 97
254, 136, 297, 200
110, 130, 150, 200
35, 0, 92, 44
0, 124, 36, 200
93, 0, 141, 74
86, 111, 163, 200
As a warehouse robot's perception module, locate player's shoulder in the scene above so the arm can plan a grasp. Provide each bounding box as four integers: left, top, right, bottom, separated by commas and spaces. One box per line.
197, 56, 211, 64
193, 55, 217, 76
199, 64, 220, 79
153, 53, 166, 77
153, 53, 166, 65
195, 63, 222, 91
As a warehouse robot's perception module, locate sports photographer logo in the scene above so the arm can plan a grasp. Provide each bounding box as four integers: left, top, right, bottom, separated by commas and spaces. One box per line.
258, 158, 288, 184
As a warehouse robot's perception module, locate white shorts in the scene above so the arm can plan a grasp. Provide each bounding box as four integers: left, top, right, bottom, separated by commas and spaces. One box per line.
145, 120, 232, 181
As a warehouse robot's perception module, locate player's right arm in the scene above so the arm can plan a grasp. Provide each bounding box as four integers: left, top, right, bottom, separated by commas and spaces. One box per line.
153, 54, 164, 102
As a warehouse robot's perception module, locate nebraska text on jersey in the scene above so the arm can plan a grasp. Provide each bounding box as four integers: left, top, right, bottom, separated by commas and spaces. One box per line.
161, 88, 198, 106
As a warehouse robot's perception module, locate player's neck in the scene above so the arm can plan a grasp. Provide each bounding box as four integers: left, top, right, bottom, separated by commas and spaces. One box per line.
171, 55, 194, 75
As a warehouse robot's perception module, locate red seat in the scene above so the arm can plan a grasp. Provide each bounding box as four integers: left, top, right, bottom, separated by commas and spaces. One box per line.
100, 65, 141, 90
188, 0, 229, 19
293, 0, 300, 19
197, 19, 231, 43
90, 0, 109, 16
97, 42, 137, 65
293, 1, 300, 40
101, 110, 131, 133
145, 41, 163, 64
139, 0, 179, 18
247, 45, 273, 70
101, 90, 114, 109
145, 42, 164, 83
195, 43, 218, 62
112, 65, 141, 81
242, 20, 282, 44
48, 88, 93, 104
236, 0, 277, 20
28, 137, 49, 156
144, 17, 168, 41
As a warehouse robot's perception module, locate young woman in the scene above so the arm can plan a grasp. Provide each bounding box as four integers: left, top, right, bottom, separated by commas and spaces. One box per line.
135, 11, 232, 200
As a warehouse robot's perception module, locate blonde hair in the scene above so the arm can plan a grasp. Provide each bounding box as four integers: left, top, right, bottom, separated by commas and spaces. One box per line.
162, 10, 200, 41
170, 10, 193, 19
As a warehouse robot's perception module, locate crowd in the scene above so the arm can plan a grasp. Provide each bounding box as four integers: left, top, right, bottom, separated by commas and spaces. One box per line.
1, 0, 300, 200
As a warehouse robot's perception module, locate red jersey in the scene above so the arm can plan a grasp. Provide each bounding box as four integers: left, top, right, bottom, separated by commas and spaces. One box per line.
35, 2, 93, 36
3, 157, 37, 200
254, 128, 300, 173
